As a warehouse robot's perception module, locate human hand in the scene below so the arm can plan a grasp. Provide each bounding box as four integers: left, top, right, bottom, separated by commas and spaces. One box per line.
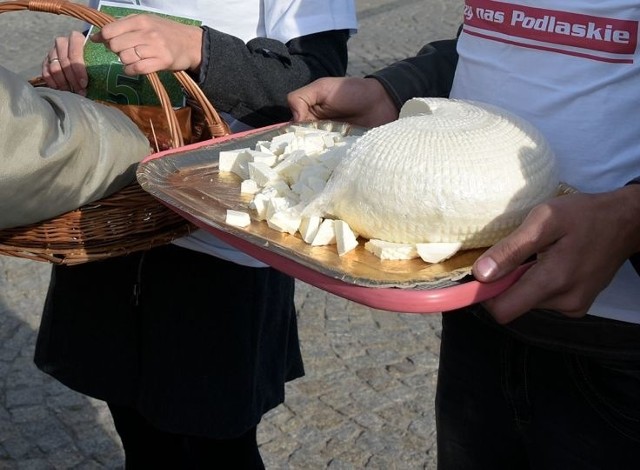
90, 14, 203, 76
41, 30, 88, 95
287, 77, 399, 127
473, 186, 640, 323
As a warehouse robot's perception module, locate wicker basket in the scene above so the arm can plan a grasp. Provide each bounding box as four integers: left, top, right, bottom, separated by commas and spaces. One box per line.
0, 0, 230, 265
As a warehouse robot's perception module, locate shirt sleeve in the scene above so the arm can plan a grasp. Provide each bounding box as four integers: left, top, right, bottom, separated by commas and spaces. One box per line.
0, 66, 150, 228
197, 27, 350, 128
367, 38, 459, 111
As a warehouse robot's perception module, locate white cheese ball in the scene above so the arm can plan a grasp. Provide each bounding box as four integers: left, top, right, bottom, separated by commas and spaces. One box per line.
306, 98, 559, 249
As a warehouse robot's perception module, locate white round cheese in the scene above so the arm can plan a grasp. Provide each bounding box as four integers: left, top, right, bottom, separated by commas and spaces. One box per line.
305, 97, 559, 249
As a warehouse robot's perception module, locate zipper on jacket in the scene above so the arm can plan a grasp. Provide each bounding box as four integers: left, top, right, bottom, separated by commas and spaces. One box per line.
132, 252, 146, 306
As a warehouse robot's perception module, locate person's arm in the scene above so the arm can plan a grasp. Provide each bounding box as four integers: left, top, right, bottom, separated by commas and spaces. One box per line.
367, 38, 459, 111
0, 65, 150, 229
198, 28, 350, 127
473, 185, 640, 323
287, 37, 459, 127
85, 14, 350, 127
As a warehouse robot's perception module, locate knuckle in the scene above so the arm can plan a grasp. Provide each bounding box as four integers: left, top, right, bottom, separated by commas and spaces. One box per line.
53, 37, 67, 48
137, 14, 153, 27
527, 202, 555, 228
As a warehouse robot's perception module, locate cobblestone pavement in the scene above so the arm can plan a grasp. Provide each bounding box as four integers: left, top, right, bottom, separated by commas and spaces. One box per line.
0, 1, 462, 468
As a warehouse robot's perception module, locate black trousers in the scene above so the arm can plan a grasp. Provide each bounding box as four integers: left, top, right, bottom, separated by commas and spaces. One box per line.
108, 403, 265, 469
35, 244, 304, 438
436, 307, 640, 470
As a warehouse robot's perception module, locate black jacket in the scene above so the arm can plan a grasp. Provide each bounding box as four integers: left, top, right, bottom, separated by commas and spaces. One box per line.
199, 27, 350, 128
369, 38, 459, 111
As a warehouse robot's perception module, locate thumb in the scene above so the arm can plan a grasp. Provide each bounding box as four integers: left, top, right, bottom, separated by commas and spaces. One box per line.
286, 93, 307, 122
473, 228, 536, 282
89, 30, 107, 45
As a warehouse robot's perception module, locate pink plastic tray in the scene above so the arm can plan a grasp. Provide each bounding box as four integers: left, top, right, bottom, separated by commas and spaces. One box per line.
138, 122, 529, 314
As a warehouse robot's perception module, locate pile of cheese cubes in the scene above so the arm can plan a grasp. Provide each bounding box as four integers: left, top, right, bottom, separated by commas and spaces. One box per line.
221, 126, 363, 256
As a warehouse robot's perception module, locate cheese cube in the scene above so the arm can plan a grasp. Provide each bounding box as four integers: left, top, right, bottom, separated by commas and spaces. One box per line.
291, 125, 316, 136
334, 220, 359, 256
273, 158, 303, 184
300, 133, 327, 154
249, 193, 270, 220
248, 161, 281, 187
240, 179, 260, 195
322, 134, 336, 148
299, 216, 322, 244
259, 186, 279, 199
416, 242, 462, 264
364, 239, 419, 260
255, 141, 273, 154
267, 210, 302, 235
311, 219, 336, 246
270, 131, 296, 148
264, 179, 292, 195
290, 181, 316, 202
219, 148, 251, 179
266, 196, 294, 220
284, 137, 302, 153
248, 149, 277, 167
225, 209, 251, 228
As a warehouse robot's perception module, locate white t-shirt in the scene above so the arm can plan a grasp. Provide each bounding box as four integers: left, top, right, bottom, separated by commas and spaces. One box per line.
90, 0, 357, 43
90, 0, 357, 267
452, 0, 640, 322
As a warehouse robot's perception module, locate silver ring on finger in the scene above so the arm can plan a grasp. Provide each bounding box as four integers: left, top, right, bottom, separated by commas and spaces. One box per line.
48, 57, 61, 64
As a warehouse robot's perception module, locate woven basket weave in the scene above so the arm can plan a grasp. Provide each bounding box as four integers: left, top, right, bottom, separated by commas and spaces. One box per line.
0, 0, 230, 265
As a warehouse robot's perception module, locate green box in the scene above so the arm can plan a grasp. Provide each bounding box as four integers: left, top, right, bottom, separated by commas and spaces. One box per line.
84, 4, 201, 107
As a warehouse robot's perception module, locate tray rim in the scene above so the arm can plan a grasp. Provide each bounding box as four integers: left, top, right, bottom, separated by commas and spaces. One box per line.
161, 201, 533, 313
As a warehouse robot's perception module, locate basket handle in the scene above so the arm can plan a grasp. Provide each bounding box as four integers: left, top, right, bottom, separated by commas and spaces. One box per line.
0, 0, 231, 147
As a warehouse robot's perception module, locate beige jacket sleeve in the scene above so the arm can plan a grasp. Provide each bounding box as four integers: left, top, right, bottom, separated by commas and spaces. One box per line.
0, 65, 151, 229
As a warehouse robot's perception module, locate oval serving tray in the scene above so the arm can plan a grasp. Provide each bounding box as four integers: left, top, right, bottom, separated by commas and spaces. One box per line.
137, 121, 549, 313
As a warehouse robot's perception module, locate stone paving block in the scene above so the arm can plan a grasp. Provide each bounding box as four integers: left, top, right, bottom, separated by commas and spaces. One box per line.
5, 389, 43, 409
74, 460, 118, 470
350, 412, 386, 433
15, 458, 50, 470
1, 434, 35, 461
42, 446, 85, 470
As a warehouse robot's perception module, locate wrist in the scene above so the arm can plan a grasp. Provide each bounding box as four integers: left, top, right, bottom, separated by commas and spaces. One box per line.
617, 182, 640, 255
623, 178, 640, 274
187, 25, 204, 72
363, 77, 400, 125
